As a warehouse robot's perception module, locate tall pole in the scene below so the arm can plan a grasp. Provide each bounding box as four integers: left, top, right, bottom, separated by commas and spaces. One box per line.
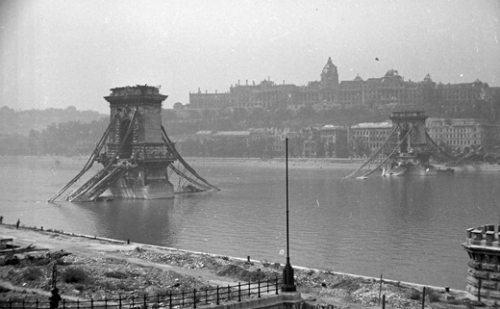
286, 138, 290, 264
282, 138, 296, 292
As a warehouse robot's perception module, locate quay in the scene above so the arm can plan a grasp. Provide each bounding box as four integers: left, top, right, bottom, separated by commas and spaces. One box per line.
0, 223, 476, 309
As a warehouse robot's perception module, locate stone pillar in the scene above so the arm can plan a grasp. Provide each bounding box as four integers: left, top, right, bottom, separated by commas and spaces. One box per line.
463, 224, 500, 306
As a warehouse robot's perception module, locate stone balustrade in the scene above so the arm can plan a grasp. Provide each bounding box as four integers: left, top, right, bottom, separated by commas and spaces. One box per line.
463, 224, 500, 305
464, 225, 500, 247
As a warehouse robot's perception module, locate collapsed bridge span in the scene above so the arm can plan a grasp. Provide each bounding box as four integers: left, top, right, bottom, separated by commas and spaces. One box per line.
48, 85, 219, 202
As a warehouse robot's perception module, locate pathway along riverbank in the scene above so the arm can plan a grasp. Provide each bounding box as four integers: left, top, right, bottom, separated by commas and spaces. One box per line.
0, 223, 481, 309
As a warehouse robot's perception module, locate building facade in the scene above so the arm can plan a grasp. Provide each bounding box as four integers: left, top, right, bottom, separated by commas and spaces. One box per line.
189, 58, 492, 111
349, 121, 394, 156
319, 125, 349, 158
180, 116, 499, 159
189, 58, 339, 110
426, 118, 499, 153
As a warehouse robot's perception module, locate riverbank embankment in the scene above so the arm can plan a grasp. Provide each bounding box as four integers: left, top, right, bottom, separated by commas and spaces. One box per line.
0, 224, 479, 309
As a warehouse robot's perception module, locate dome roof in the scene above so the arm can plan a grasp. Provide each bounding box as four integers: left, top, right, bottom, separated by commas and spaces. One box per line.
423, 73, 433, 83
322, 57, 337, 75
384, 69, 399, 77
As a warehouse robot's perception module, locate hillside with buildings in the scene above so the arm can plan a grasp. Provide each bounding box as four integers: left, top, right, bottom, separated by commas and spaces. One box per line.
1, 58, 500, 160
185, 57, 500, 120
166, 58, 500, 161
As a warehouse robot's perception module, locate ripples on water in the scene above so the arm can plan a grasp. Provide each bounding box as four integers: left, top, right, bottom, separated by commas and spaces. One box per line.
1, 156, 500, 289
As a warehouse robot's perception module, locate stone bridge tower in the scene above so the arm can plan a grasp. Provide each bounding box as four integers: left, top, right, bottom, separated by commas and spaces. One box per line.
99, 85, 176, 199
48, 84, 219, 202
389, 111, 429, 154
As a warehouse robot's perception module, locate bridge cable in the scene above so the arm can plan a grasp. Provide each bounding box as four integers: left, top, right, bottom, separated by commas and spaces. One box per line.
359, 128, 413, 178
67, 110, 137, 202
343, 125, 399, 179
47, 113, 120, 202
161, 126, 220, 191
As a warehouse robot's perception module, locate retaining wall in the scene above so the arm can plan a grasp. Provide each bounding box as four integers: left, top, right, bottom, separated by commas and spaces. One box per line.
202, 293, 301, 309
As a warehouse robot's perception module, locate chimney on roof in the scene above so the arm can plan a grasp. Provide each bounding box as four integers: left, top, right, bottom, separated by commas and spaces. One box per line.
246, 80, 248, 86
253, 81, 255, 86
198, 87, 201, 93
283, 80, 285, 85
205, 90, 207, 94
215, 89, 217, 94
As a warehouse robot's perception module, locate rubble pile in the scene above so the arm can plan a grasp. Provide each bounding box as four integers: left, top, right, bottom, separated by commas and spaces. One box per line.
0, 249, 211, 302
123, 248, 281, 281
0, 240, 482, 308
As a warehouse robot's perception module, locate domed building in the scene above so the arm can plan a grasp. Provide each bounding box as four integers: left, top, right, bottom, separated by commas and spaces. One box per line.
189, 58, 492, 112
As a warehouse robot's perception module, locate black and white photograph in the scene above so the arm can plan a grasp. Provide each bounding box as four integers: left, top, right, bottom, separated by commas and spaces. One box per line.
1, 0, 500, 308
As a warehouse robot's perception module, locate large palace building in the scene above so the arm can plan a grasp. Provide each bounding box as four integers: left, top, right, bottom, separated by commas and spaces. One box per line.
188, 57, 492, 111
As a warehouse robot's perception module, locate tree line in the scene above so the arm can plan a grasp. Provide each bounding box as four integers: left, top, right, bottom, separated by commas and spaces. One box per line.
1, 94, 500, 157
0, 119, 108, 156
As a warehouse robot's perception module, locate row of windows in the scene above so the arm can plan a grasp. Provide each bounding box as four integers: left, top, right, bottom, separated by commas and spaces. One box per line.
437, 139, 478, 146
432, 133, 479, 138
352, 130, 392, 136
429, 128, 478, 133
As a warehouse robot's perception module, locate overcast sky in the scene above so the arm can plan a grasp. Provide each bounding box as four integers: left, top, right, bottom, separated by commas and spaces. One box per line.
1, 0, 499, 114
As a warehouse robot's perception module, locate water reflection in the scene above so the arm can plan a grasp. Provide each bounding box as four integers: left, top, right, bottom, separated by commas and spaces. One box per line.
387, 177, 433, 228
72, 198, 177, 246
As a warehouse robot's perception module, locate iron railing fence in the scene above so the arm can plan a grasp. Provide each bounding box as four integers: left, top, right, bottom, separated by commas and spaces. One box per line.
0, 276, 282, 309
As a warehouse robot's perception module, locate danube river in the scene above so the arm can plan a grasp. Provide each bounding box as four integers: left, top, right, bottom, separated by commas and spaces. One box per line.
1, 156, 499, 290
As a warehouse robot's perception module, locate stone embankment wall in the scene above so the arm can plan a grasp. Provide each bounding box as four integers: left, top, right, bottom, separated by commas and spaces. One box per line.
203, 293, 301, 309
463, 224, 500, 305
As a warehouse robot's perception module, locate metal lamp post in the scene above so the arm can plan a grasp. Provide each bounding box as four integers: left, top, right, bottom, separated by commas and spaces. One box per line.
282, 137, 296, 292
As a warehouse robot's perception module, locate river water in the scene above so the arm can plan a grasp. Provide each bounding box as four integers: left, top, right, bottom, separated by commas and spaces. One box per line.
1, 156, 499, 290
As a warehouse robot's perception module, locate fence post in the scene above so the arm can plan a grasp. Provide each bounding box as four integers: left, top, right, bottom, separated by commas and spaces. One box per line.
144, 294, 147, 309
77, 299, 80, 309
169, 292, 172, 309
227, 285, 231, 301
157, 294, 160, 308
193, 289, 197, 309
248, 282, 251, 297
36, 299, 39, 309
421, 287, 425, 309
382, 294, 386, 309
258, 280, 261, 298
205, 289, 208, 305
478, 278, 482, 302
238, 283, 241, 302
62, 299, 66, 309
267, 279, 269, 293
182, 290, 185, 307
91, 298, 94, 309
379, 274, 383, 305
104, 297, 107, 309
131, 296, 134, 309
118, 296, 121, 309
216, 286, 220, 305
275, 276, 278, 294
22, 298, 25, 309
9, 298, 12, 309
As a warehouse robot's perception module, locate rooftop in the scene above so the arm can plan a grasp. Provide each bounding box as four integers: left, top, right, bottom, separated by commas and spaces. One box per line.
351, 121, 392, 129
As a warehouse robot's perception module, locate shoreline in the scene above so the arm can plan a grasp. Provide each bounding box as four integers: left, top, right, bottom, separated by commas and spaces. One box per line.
4, 155, 500, 173
0, 223, 471, 298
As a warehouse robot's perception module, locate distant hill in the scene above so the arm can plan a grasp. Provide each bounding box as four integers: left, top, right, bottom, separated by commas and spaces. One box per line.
0, 105, 107, 136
